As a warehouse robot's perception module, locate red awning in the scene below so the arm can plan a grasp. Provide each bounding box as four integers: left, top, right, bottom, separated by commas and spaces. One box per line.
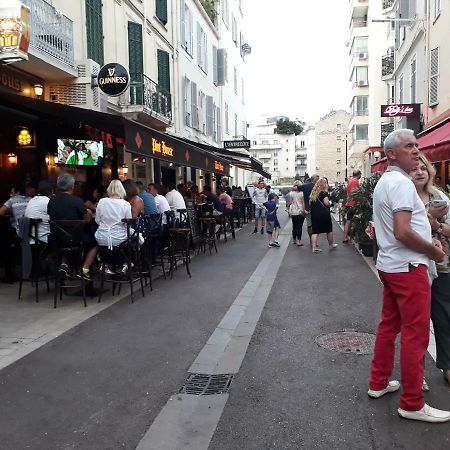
417, 121, 450, 162
371, 157, 388, 174
364, 146, 383, 154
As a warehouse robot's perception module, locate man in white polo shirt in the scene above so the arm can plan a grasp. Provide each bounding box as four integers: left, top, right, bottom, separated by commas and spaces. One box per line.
368, 129, 449, 423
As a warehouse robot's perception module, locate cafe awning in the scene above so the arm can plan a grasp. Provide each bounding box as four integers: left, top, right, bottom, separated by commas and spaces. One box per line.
124, 120, 230, 176
417, 120, 450, 163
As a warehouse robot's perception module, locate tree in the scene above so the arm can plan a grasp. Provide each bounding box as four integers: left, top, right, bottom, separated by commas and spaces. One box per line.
274, 118, 303, 136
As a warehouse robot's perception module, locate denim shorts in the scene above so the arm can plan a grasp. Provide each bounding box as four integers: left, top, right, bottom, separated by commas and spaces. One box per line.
255, 206, 266, 218
266, 219, 280, 234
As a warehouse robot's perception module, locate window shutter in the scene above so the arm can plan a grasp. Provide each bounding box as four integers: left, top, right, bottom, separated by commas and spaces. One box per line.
85, 0, 104, 65
128, 22, 144, 81
156, 0, 168, 25
180, 0, 186, 49
213, 45, 218, 85
217, 106, 222, 142
217, 49, 224, 86
203, 32, 208, 73
206, 95, 214, 136
197, 23, 202, 67
191, 82, 199, 129
157, 49, 171, 93
184, 76, 191, 126
429, 47, 439, 105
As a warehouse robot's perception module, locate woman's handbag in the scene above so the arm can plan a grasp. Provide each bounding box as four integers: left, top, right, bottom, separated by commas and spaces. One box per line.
289, 195, 307, 217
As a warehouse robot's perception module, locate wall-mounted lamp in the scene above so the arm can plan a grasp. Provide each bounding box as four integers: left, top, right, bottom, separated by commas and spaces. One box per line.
373, 151, 381, 160
17, 128, 32, 146
122, 164, 128, 175
33, 83, 43, 97
8, 152, 17, 165
169, 162, 173, 167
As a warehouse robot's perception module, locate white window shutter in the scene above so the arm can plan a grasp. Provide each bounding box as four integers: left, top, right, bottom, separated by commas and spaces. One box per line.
213, 46, 218, 85
206, 96, 214, 136
217, 49, 225, 86
181, 0, 186, 49
197, 23, 202, 67
217, 106, 222, 143
191, 82, 199, 129
429, 47, 439, 105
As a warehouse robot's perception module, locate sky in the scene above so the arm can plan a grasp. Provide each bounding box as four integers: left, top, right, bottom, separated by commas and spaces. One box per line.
243, 0, 350, 126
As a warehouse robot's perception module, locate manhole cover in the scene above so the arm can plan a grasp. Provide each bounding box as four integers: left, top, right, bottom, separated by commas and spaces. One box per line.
315, 331, 376, 355
179, 373, 234, 395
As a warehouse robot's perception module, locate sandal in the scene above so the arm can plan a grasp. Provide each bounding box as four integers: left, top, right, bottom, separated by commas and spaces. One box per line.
312, 248, 322, 253
422, 378, 430, 392
329, 244, 338, 250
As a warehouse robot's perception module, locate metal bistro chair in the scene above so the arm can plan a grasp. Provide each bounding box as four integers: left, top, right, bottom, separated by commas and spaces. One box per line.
167, 209, 192, 278
142, 213, 165, 282
97, 218, 145, 303
49, 220, 88, 308
17, 218, 51, 302
197, 204, 218, 254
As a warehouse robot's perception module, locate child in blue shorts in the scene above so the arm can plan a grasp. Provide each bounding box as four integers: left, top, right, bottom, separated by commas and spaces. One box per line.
263, 193, 280, 247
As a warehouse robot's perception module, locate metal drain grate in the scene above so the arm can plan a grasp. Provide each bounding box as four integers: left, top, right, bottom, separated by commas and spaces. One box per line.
315, 330, 376, 355
179, 373, 234, 395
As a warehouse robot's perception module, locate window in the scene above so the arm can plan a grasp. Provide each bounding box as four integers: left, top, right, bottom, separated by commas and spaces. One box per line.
156, 0, 168, 25
232, 15, 238, 45
410, 57, 416, 103
352, 95, 368, 116
433, 0, 441, 20
301, 141, 305, 147
181, 3, 193, 55
354, 66, 368, 82
222, 0, 229, 27
242, 120, 247, 138
128, 22, 144, 102
399, 75, 404, 103
233, 66, 238, 94
429, 47, 439, 105
337, 171, 341, 176
336, 123, 342, 130
234, 114, 238, 137
353, 124, 368, 141
198, 90, 206, 134
225, 103, 229, 134
197, 24, 208, 73
337, 159, 341, 164
353, 36, 368, 55
206, 96, 214, 136
214, 105, 222, 142
337, 135, 342, 141
337, 148, 341, 152
85, 0, 104, 65
217, 49, 227, 85
157, 49, 170, 94
241, 78, 245, 104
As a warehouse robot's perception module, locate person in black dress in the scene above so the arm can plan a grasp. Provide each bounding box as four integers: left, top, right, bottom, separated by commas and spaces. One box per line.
309, 178, 337, 253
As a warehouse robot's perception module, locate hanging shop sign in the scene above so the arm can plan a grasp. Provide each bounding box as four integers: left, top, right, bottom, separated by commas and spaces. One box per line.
97, 63, 130, 97
381, 104, 421, 118
125, 121, 230, 175
0, 65, 43, 97
224, 139, 251, 149
0, 0, 30, 63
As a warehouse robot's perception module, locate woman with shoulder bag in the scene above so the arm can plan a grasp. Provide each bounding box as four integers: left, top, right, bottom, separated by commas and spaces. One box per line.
310, 178, 337, 253
287, 185, 306, 246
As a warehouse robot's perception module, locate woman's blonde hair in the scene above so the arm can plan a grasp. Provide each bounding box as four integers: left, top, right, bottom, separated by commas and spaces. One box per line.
310, 178, 328, 201
417, 154, 437, 195
107, 179, 126, 199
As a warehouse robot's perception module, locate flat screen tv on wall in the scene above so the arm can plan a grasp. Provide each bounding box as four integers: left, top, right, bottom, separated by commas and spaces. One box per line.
57, 139, 104, 166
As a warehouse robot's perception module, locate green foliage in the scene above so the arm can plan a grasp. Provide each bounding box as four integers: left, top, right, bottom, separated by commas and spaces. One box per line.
200, 0, 218, 23
274, 118, 303, 136
349, 173, 381, 241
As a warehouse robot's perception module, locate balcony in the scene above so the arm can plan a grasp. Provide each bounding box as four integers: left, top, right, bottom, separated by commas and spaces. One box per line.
381, 122, 395, 145
382, 0, 395, 11
20, 0, 76, 77
351, 18, 368, 29
382, 53, 394, 78
120, 73, 172, 127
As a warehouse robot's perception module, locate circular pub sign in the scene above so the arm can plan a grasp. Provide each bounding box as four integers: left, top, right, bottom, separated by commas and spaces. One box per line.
97, 63, 130, 97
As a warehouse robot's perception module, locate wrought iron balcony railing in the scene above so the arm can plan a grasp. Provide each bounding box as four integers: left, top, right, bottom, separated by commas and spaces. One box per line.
129, 73, 172, 122
381, 122, 395, 145
382, 53, 394, 77
382, 0, 395, 10
22, 0, 75, 67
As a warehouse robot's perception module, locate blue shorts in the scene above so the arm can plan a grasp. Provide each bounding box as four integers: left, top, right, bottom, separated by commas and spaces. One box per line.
266, 219, 280, 234
255, 206, 266, 218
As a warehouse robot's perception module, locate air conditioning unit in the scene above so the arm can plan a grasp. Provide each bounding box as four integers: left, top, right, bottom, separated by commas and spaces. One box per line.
357, 80, 369, 87
48, 59, 107, 112
358, 52, 369, 59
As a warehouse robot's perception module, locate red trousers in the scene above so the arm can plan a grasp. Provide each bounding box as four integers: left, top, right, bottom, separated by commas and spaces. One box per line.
369, 265, 431, 411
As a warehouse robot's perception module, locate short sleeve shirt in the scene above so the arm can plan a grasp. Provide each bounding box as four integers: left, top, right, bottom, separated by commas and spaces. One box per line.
47, 193, 86, 221
345, 178, 359, 207
263, 200, 278, 222
373, 166, 431, 272
4, 195, 30, 230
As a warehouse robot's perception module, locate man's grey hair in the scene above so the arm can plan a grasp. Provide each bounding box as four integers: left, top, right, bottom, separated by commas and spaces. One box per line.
57, 173, 75, 192
311, 174, 320, 182
384, 129, 415, 153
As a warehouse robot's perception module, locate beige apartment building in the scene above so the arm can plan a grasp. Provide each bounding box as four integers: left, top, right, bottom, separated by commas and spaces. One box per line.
311, 110, 351, 185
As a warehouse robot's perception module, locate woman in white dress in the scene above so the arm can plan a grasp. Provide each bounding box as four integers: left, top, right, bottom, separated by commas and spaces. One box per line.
95, 180, 132, 272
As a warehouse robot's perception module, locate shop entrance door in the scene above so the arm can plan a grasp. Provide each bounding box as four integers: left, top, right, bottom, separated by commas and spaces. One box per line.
161, 166, 176, 188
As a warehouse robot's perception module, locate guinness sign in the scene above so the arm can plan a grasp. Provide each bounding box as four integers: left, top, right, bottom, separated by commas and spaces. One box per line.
97, 63, 130, 97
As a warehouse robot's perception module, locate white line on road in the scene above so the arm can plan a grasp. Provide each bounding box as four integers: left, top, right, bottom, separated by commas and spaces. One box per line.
136, 221, 293, 450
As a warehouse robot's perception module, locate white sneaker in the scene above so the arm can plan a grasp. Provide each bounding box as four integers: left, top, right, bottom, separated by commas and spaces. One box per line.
398, 404, 450, 423
368, 380, 400, 398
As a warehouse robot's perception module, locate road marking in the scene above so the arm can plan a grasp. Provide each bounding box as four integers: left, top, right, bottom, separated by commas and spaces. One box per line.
136, 221, 292, 450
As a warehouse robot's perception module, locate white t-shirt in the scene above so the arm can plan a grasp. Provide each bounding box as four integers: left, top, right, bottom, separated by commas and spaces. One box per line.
373, 166, 431, 273
24, 195, 50, 243
165, 189, 186, 211
154, 194, 171, 225
95, 198, 132, 249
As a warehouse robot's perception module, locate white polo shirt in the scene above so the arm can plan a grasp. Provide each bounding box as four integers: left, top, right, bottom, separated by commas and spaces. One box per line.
373, 166, 431, 273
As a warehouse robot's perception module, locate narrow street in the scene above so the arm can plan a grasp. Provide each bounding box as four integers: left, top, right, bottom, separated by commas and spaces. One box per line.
0, 212, 448, 450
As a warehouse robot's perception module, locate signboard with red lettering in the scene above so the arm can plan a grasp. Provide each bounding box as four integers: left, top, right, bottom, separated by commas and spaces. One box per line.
381, 104, 420, 117
125, 121, 230, 175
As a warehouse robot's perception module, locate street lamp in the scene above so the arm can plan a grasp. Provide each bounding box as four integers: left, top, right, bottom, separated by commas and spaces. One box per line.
344, 134, 348, 182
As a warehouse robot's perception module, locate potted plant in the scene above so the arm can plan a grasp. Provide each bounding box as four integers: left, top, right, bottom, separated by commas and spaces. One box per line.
349, 173, 381, 257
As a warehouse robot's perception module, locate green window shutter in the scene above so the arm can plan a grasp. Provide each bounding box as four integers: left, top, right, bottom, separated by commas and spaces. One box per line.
157, 49, 170, 93
85, 0, 104, 65
156, 0, 168, 25
128, 22, 144, 81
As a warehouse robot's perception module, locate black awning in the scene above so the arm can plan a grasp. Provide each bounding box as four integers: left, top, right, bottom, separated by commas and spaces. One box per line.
174, 136, 271, 179
0, 89, 125, 137
124, 120, 230, 176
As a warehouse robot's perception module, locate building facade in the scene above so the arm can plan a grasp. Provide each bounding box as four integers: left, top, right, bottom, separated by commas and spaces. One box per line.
312, 110, 351, 185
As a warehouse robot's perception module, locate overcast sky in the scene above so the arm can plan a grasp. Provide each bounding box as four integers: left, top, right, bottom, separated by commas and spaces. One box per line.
243, 0, 349, 126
